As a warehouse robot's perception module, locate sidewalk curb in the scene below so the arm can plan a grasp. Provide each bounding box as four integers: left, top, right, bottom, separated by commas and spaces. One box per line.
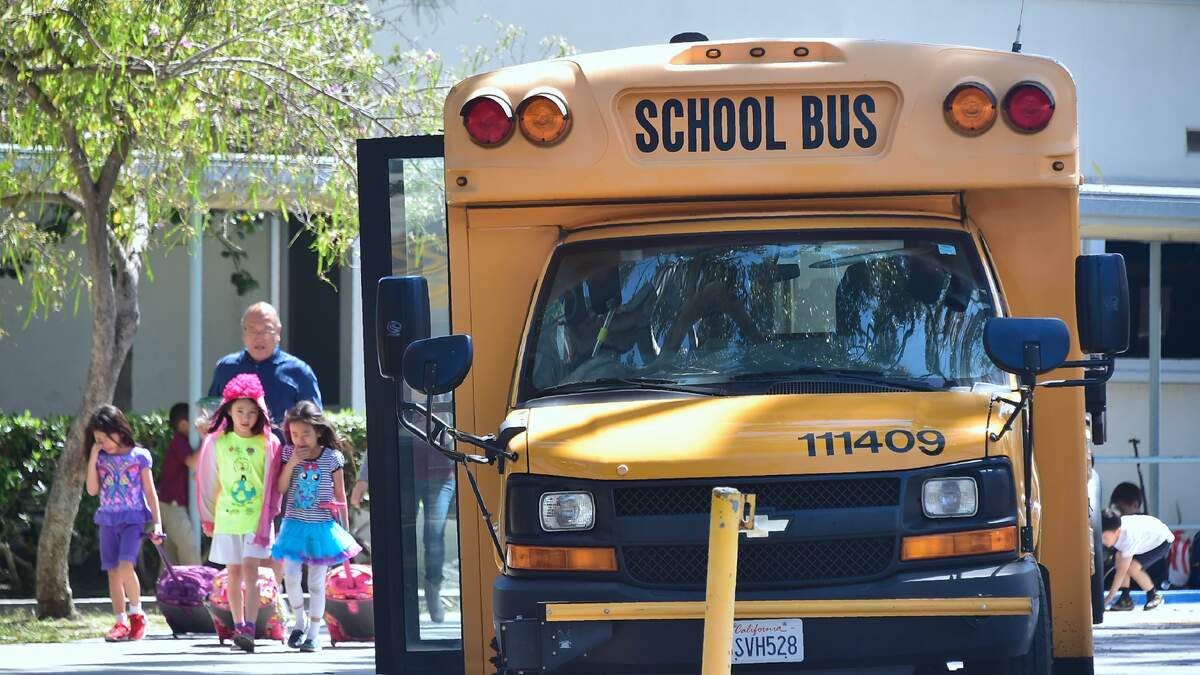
1122, 590, 1200, 605
0, 597, 160, 615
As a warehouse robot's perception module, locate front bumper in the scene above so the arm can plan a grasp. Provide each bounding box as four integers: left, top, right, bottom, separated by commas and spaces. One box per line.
494, 558, 1041, 673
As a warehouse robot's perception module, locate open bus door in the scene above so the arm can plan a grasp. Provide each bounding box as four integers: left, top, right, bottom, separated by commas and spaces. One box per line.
357, 135, 465, 675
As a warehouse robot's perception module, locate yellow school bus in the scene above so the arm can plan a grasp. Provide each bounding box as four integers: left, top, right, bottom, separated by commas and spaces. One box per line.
358, 35, 1129, 675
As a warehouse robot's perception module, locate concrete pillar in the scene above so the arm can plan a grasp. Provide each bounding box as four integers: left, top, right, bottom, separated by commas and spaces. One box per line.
1148, 241, 1162, 517
188, 206, 205, 552
270, 212, 282, 311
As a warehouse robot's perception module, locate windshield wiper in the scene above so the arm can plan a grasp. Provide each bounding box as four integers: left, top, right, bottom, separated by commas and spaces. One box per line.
534, 377, 725, 398
731, 368, 941, 391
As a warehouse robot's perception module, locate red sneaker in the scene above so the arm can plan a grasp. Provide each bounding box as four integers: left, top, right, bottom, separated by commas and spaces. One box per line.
105, 621, 131, 642
128, 613, 146, 640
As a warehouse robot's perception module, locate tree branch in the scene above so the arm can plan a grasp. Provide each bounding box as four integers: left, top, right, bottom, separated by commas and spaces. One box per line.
1, 190, 85, 213
96, 118, 135, 207
187, 57, 389, 131
0, 62, 97, 203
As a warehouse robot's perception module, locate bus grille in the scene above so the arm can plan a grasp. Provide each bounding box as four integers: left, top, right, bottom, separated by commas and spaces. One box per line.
622, 536, 895, 587
613, 477, 900, 517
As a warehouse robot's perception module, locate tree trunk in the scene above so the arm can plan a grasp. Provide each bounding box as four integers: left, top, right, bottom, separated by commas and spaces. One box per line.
34, 204, 141, 618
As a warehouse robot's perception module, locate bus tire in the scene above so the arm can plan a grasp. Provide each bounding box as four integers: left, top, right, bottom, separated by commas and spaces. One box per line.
967, 573, 1051, 675
1090, 522, 1106, 625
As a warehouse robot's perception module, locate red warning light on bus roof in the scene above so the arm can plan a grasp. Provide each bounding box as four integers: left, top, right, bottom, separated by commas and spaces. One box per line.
1003, 82, 1054, 133
462, 95, 514, 146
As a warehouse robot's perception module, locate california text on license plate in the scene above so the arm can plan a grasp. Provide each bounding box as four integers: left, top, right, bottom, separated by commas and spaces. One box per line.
731, 619, 804, 664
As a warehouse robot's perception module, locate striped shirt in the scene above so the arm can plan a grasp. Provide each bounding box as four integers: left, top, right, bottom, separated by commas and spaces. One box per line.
281, 446, 345, 522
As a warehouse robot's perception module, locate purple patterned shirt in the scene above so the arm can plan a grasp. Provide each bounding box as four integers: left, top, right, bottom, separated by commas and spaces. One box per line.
94, 447, 153, 526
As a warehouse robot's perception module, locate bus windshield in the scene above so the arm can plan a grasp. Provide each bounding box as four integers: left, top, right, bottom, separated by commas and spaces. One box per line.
523, 228, 1006, 399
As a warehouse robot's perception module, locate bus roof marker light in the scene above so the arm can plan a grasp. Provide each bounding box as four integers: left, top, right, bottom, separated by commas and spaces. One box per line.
943, 83, 997, 136
750, 47, 765, 58
517, 92, 571, 145
1003, 81, 1054, 133
461, 94, 514, 147
705, 48, 721, 59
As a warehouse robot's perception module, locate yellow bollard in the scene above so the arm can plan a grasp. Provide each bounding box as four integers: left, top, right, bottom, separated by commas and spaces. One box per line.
700, 487, 755, 675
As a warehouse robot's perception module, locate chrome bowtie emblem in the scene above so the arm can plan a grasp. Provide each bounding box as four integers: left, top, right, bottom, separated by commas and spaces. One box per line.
743, 514, 789, 539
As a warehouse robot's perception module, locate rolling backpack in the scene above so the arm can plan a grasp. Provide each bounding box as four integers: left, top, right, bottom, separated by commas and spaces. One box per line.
205, 567, 286, 644
152, 540, 218, 637
324, 561, 375, 645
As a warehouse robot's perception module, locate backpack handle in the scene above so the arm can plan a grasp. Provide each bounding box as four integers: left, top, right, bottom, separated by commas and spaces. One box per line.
147, 534, 179, 582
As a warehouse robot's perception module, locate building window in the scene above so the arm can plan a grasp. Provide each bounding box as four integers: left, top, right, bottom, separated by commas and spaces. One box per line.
1188, 129, 1200, 154
1106, 241, 1200, 359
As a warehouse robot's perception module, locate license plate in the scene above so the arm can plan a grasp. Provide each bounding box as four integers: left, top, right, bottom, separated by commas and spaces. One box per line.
731, 618, 804, 664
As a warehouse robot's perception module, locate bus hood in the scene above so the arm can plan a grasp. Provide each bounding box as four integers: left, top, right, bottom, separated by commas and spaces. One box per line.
521, 391, 1000, 480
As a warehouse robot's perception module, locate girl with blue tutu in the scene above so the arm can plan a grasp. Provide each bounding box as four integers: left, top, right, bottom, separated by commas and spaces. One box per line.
272, 401, 362, 651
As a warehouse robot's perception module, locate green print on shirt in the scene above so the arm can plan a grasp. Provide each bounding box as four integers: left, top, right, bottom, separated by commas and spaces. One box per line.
214, 435, 267, 535
230, 455, 258, 505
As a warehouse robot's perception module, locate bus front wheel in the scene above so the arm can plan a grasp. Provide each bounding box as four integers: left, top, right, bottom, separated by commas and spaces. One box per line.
967, 574, 1051, 675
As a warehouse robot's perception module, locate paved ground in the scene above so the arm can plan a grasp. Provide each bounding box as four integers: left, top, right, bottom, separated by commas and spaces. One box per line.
0, 624, 375, 674
1094, 603, 1200, 674
1, 603, 1198, 673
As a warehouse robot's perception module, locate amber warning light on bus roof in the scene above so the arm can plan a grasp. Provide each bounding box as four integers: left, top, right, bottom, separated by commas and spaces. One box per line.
943, 83, 997, 136
518, 93, 570, 144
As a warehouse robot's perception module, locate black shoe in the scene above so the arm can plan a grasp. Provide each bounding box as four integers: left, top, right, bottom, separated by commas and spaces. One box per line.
1111, 594, 1135, 611
425, 582, 445, 623
1144, 593, 1165, 610
288, 628, 305, 649
300, 637, 321, 652
233, 633, 255, 653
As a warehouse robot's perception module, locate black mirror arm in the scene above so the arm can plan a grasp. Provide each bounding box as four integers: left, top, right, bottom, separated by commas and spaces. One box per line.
989, 389, 1030, 443
399, 397, 518, 466
1042, 356, 1115, 388
395, 396, 510, 570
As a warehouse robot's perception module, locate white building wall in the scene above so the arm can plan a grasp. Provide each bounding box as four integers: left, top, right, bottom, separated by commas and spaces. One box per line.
1102, 376, 1200, 527
0, 240, 91, 417
0, 225, 273, 416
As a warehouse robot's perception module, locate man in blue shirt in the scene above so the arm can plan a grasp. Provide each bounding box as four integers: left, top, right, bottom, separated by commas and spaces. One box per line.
208, 302, 322, 424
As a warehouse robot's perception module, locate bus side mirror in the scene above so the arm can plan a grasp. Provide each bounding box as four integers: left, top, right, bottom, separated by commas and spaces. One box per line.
1075, 254, 1130, 355
376, 276, 431, 380
984, 317, 1071, 385
403, 335, 473, 395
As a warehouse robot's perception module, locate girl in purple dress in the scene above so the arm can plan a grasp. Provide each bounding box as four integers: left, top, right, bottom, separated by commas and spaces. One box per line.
85, 405, 163, 642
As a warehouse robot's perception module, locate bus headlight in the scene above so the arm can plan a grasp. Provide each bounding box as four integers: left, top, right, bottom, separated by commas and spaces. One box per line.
922, 478, 978, 518
540, 492, 595, 531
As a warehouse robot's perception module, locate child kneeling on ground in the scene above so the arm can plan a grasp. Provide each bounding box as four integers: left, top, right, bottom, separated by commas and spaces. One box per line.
272, 401, 361, 652
1102, 506, 1174, 611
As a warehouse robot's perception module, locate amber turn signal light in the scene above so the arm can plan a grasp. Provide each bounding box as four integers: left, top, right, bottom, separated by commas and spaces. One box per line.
901, 526, 1018, 561
943, 83, 997, 136
517, 93, 570, 145
506, 544, 617, 572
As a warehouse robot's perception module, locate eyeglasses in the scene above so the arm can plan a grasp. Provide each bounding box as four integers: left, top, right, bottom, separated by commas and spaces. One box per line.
243, 326, 279, 338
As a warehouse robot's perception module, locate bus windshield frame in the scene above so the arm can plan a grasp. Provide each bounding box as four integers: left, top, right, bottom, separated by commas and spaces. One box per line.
517, 225, 1007, 403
